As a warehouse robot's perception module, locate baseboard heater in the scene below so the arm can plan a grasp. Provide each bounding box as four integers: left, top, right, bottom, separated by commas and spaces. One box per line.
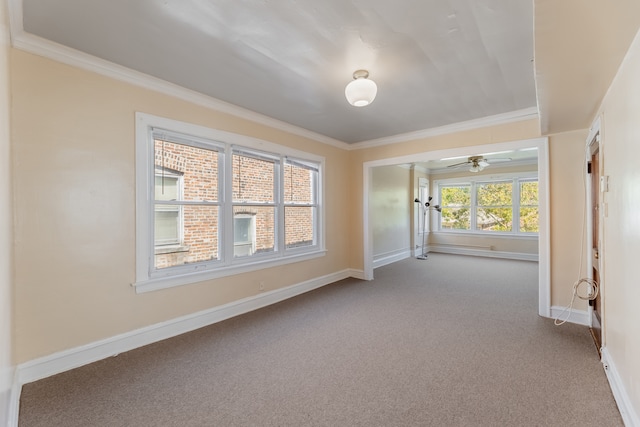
431, 243, 493, 250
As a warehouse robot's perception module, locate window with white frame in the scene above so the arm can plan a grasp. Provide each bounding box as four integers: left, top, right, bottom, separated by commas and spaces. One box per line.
436, 174, 538, 235
135, 113, 324, 292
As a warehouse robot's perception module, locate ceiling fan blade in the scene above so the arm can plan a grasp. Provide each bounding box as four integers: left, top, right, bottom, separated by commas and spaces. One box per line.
486, 157, 512, 163
446, 160, 471, 168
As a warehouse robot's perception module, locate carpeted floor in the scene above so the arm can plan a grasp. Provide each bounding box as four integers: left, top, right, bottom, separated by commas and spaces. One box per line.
18, 254, 622, 426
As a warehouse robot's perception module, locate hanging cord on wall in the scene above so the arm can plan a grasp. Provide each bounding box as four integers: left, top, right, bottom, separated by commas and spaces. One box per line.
554, 139, 598, 326
554, 278, 599, 325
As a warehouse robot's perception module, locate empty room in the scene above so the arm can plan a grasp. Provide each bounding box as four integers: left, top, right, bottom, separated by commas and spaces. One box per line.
1, 0, 640, 426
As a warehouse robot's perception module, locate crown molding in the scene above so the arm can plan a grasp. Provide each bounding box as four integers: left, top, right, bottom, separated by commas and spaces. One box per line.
348, 107, 540, 151
7, 0, 539, 153
7, 0, 349, 151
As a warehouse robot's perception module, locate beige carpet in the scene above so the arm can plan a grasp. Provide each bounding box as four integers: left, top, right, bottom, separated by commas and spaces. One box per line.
18, 254, 622, 426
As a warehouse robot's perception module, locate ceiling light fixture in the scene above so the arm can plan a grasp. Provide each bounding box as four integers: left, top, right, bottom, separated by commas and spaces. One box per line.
345, 70, 377, 107
469, 158, 489, 173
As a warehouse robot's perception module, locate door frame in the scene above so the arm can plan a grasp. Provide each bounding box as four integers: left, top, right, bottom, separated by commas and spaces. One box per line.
585, 116, 604, 339
362, 136, 550, 317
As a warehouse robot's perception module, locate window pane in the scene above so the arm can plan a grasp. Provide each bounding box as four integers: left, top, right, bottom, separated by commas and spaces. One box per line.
477, 182, 512, 207
155, 139, 219, 202
155, 205, 219, 270
234, 217, 252, 243
284, 162, 317, 204
477, 207, 513, 231
154, 207, 179, 245
441, 208, 470, 230
520, 181, 538, 205
441, 186, 470, 207
285, 206, 315, 248
520, 207, 539, 232
155, 175, 179, 201
233, 206, 275, 257
233, 154, 275, 203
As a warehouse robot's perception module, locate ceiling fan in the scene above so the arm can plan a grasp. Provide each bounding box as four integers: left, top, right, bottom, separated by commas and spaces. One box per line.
447, 155, 512, 173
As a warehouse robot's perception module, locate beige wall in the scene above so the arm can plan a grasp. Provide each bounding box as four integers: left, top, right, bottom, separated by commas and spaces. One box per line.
548, 130, 589, 309
598, 28, 640, 418
0, 0, 13, 422
371, 165, 411, 260
10, 50, 351, 363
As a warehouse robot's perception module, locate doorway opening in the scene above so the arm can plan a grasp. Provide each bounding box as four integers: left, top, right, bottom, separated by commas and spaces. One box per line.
363, 137, 550, 317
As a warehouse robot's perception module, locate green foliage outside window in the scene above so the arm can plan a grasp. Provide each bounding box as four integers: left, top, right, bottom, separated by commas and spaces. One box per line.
476, 182, 512, 232
438, 178, 539, 234
441, 185, 471, 230
520, 181, 539, 232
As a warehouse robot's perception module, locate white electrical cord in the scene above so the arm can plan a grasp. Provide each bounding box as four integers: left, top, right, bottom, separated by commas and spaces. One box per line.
554, 278, 599, 326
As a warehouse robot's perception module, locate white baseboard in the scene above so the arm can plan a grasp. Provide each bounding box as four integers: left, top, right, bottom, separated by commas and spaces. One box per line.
14, 268, 359, 389
7, 374, 19, 427
549, 306, 590, 326
348, 269, 366, 280
373, 249, 411, 269
0, 365, 14, 427
428, 245, 538, 262
602, 347, 640, 427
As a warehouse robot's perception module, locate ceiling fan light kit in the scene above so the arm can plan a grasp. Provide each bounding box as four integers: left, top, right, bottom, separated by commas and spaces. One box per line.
345, 70, 377, 107
448, 155, 512, 172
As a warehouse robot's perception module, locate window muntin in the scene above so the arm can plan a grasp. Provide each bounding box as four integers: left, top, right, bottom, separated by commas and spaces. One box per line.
136, 114, 325, 291
436, 175, 538, 235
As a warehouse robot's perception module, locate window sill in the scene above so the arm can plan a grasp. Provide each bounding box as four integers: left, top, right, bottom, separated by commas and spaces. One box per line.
155, 245, 190, 255
432, 231, 538, 239
133, 249, 327, 294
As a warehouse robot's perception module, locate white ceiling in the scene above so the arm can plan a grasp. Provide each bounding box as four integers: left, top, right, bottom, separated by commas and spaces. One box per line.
17, 0, 537, 144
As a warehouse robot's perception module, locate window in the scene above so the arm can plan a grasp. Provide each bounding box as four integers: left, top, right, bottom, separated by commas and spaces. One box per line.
136, 113, 325, 292
284, 158, 319, 249
152, 135, 221, 270
436, 174, 538, 235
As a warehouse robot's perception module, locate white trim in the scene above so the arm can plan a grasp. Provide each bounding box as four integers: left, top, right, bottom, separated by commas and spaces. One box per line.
8, 375, 19, 427
549, 306, 590, 326
430, 231, 539, 241
428, 245, 539, 262
362, 166, 374, 280
347, 269, 366, 280
350, 108, 539, 150
373, 248, 412, 269
537, 138, 551, 317
15, 269, 358, 387
601, 347, 640, 427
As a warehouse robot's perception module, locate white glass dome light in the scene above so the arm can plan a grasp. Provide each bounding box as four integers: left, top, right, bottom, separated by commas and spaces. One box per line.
345, 70, 377, 107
